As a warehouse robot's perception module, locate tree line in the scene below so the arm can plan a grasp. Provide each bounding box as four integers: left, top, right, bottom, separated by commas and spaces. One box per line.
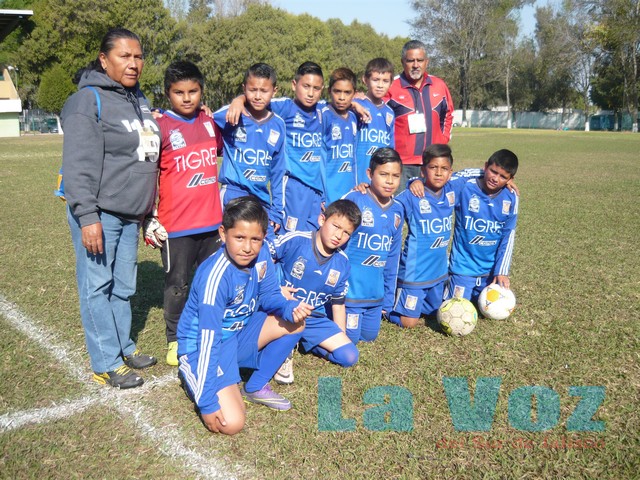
1, 0, 638, 131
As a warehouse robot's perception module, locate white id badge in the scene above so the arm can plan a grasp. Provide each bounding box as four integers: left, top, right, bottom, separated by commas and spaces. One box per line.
139, 128, 160, 162
408, 112, 427, 134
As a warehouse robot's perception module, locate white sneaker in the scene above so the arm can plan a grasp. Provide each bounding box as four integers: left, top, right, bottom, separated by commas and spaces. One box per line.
274, 350, 294, 385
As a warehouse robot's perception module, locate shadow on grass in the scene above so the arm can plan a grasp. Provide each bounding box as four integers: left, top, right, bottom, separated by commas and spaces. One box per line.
131, 260, 164, 342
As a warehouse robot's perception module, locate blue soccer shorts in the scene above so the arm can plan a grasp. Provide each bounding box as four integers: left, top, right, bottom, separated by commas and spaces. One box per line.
393, 278, 447, 318
299, 313, 343, 353
282, 176, 324, 232
344, 305, 384, 343
444, 274, 491, 303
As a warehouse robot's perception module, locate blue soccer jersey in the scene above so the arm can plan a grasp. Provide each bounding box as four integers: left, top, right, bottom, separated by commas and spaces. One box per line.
272, 230, 350, 314
449, 180, 519, 277
342, 190, 403, 309
176, 243, 298, 414
353, 97, 395, 185
213, 107, 287, 225
270, 97, 326, 196
395, 173, 477, 286
322, 105, 358, 204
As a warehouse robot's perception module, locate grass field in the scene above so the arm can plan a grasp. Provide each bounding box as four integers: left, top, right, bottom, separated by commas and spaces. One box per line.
0, 129, 638, 479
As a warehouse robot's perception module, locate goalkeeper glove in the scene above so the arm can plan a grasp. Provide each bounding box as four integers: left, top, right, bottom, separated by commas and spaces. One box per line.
142, 216, 168, 248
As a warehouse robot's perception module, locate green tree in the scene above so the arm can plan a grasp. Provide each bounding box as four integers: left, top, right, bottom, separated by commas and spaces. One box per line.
410, 0, 533, 122
36, 62, 74, 113
17, 0, 178, 108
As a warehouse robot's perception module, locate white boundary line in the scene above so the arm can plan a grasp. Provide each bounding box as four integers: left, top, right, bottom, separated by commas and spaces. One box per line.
0, 294, 242, 480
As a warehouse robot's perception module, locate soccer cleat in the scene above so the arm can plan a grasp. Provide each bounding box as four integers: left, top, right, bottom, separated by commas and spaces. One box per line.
123, 350, 157, 369
241, 383, 292, 411
273, 350, 294, 385
93, 365, 144, 389
166, 341, 179, 366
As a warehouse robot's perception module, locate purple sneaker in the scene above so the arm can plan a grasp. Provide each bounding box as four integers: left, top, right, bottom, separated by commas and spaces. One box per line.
241, 383, 292, 411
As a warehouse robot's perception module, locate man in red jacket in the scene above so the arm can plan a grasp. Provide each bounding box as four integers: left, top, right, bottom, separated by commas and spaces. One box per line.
385, 40, 454, 192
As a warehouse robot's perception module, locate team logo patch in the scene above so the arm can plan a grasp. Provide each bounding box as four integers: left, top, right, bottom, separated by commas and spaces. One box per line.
346, 313, 359, 330
331, 125, 342, 141
446, 191, 455, 207
386, 113, 393, 126
204, 121, 215, 137
169, 129, 186, 150
405, 295, 418, 311
453, 285, 466, 299
394, 213, 402, 229
361, 208, 374, 227
267, 129, 280, 146
419, 198, 431, 214
232, 286, 245, 305
502, 200, 511, 214
217, 365, 224, 377
468, 195, 480, 213
255, 261, 267, 282
326, 269, 340, 287
234, 127, 247, 143
291, 256, 306, 280
293, 113, 305, 128
285, 216, 298, 232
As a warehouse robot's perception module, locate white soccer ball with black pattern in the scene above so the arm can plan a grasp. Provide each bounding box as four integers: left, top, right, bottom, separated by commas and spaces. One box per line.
478, 284, 516, 320
437, 297, 478, 336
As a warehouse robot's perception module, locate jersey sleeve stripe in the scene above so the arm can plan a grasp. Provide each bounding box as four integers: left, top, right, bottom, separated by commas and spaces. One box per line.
204, 255, 230, 305
194, 328, 215, 402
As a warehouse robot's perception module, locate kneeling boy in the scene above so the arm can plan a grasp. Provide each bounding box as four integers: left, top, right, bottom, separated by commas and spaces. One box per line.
177, 197, 313, 435
271, 199, 362, 384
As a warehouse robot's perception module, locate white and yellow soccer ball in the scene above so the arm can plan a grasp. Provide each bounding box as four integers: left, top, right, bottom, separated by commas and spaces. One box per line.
478, 284, 516, 320
437, 297, 478, 336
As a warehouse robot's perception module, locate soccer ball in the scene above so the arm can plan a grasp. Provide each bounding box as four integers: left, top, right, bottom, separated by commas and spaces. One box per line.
437, 297, 478, 336
478, 284, 516, 320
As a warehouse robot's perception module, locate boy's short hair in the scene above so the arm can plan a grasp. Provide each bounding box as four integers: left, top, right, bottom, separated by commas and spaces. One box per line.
329, 67, 357, 91
487, 149, 518, 177
244, 62, 277, 87
323, 199, 362, 230
369, 147, 402, 172
401, 40, 427, 60
294, 61, 324, 82
164, 60, 204, 94
222, 196, 269, 234
364, 58, 394, 79
422, 144, 454, 166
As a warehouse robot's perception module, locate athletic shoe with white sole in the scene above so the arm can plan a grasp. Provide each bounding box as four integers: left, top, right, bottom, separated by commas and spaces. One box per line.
273, 350, 294, 385
166, 341, 179, 366
93, 365, 144, 389
241, 383, 292, 411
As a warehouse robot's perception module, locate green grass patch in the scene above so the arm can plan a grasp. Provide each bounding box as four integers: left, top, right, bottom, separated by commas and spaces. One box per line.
0, 131, 638, 478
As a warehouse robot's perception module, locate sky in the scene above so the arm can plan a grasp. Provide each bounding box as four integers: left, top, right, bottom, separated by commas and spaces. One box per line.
273, 0, 548, 39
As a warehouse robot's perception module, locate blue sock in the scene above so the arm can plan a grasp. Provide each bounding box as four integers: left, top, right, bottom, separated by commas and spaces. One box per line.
388, 312, 404, 327
244, 330, 301, 393
310, 343, 359, 367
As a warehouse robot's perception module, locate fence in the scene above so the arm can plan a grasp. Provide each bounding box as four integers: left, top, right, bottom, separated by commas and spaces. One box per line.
453, 110, 639, 132
19, 109, 60, 133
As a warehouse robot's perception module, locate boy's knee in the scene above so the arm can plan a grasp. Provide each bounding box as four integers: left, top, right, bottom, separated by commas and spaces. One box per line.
329, 343, 359, 367
360, 329, 379, 342
400, 315, 420, 328
218, 416, 245, 436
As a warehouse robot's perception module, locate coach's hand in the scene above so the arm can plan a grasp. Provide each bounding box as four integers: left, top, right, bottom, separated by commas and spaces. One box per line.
81, 222, 103, 255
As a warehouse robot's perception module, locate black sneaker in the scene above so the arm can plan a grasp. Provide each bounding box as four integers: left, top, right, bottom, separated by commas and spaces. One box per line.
123, 350, 157, 369
93, 365, 144, 389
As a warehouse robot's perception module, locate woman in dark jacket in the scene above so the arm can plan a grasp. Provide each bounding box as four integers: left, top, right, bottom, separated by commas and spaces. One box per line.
62, 28, 160, 389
